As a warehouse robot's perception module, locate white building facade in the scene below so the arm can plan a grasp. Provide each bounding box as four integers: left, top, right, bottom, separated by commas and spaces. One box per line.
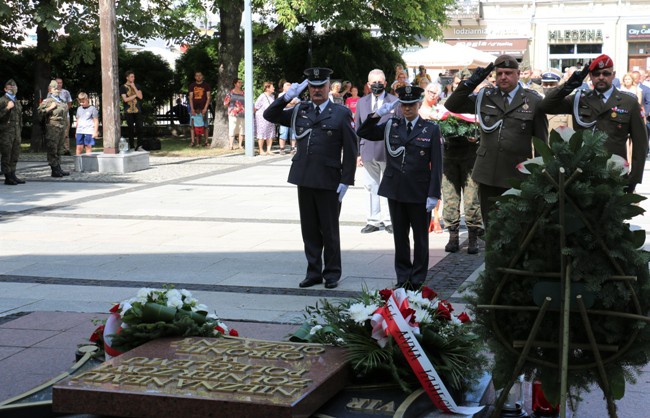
443, 0, 650, 74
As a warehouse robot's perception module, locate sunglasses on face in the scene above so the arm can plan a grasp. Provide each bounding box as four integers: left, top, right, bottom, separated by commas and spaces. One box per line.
591, 70, 613, 77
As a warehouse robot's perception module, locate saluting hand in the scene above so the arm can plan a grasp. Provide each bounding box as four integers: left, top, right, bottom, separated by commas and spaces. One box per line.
6, 101, 14, 110
562, 63, 590, 94
284, 80, 309, 102
376, 100, 399, 117
466, 63, 495, 88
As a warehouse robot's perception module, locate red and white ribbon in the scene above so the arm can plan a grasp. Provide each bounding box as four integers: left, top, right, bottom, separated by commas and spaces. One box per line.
372, 289, 484, 415
103, 311, 125, 359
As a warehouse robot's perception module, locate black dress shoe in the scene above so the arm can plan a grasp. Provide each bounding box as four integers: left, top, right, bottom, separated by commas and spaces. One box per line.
324, 280, 339, 289
385, 225, 393, 234
299, 277, 323, 288
360, 224, 380, 234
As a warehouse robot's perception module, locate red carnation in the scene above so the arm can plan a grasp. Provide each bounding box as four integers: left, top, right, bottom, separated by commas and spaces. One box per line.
458, 312, 471, 323
215, 325, 225, 334
379, 289, 393, 301
400, 307, 417, 325
229, 329, 239, 337
440, 300, 454, 312
110, 304, 120, 313
421, 286, 438, 301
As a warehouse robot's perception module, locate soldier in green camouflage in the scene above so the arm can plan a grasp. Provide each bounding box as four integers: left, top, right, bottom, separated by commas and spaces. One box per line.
441, 132, 483, 254
0, 79, 24, 185
38, 80, 70, 178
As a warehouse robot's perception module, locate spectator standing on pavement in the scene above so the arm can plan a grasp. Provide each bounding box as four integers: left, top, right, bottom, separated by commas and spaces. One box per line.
354, 69, 398, 234
419, 82, 444, 234
345, 86, 360, 118
445, 55, 549, 229
539, 54, 648, 193
120, 70, 143, 150
263, 67, 357, 289
74, 92, 99, 155
39, 80, 70, 178
224, 78, 245, 150
413, 65, 431, 87
56, 78, 73, 155
254, 81, 276, 155
189, 71, 211, 147
357, 86, 443, 290
277, 81, 299, 155
0, 79, 24, 185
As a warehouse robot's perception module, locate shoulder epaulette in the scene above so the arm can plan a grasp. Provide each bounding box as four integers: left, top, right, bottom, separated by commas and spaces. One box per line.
619, 90, 638, 99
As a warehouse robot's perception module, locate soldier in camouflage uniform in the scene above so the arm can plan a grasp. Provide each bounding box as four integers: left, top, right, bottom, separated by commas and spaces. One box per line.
440, 132, 482, 254
0, 79, 23, 185
38, 80, 70, 178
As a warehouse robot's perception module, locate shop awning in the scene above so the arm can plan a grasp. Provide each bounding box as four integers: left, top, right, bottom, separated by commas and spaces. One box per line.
445, 39, 529, 57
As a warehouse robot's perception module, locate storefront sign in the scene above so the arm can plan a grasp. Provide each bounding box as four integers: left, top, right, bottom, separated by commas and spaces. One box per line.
627, 24, 650, 40
548, 29, 603, 42
444, 25, 530, 39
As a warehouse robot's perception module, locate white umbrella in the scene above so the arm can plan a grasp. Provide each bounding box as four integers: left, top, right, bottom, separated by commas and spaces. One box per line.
403, 42, 497, 70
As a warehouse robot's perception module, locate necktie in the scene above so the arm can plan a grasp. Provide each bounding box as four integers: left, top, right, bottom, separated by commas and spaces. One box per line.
598, 92, 605, 103
315, 106, 320, 116
406, 121, 412, 136
503, 93, 510, 110
372, 99, 377, 113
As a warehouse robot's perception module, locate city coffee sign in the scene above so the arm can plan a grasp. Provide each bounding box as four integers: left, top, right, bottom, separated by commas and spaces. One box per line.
627, 24, 650, 40
548, 29, 603, 43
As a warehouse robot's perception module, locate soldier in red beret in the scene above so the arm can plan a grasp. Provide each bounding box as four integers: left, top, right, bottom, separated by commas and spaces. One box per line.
539, 54, 648, 193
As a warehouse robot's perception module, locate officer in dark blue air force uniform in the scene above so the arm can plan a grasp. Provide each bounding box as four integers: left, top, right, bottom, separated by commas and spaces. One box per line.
356, 86, 443, 290
263, 67, 357, 289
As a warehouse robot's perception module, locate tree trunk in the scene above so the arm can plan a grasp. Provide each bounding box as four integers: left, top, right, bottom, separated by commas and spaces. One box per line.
211, 0, 244, 148
30, 23, 51, 153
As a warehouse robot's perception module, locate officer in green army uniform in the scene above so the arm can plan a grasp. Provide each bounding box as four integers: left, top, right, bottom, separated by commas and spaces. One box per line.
539, 54, 648, 192
445, 55, 549, 229
38, 80, 70, 178
0, 79, 24, 185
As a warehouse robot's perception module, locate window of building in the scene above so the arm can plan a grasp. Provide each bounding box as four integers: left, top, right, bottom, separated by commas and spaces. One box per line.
549, 43, 601, 72
629, 42, 650, 54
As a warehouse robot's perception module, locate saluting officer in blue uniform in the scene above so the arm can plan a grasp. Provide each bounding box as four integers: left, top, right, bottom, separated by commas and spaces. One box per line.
356, 86, 443, 290
263, 68, 357, 289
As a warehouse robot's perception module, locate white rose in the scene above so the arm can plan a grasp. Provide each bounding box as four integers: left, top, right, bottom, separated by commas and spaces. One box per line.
166, 289, 182, 301
309, 325, 323, 335
167, 296, 183, 309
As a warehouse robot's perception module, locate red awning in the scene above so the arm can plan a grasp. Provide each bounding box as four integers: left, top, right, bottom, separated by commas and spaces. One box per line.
445, 39, 529, 57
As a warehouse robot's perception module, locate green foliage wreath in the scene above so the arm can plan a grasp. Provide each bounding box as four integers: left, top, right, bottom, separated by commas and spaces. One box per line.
468, 128, 650, 416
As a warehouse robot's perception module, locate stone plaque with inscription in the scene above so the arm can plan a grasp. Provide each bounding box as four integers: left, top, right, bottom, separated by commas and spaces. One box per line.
52, 336, 348, 418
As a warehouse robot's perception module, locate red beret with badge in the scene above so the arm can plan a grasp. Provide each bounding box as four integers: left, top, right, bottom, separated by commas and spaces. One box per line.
589, 54, 613, 72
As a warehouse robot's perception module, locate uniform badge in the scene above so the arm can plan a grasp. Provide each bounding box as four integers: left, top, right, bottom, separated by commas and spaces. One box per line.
521, 123, 526, 130
314, 68, 320, 77
420, 150, 425, 156
522, 104, 529, 111
486, 90, 492, 96
327, 131, 332, 136
393, 122, 398, 127
422, 127, 428, 134
611, 112, 617, 118
617, 124, 622, 129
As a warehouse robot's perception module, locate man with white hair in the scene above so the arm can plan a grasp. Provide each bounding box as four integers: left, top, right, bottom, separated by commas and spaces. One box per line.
354, 69, 399, 234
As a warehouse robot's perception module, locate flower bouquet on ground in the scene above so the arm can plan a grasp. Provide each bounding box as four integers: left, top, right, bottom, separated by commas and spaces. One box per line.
90, 286, 237, 358
291, 286, 487, 414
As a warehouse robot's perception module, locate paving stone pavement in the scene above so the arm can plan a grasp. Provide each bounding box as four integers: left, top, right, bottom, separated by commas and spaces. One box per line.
1, 150, 648, 417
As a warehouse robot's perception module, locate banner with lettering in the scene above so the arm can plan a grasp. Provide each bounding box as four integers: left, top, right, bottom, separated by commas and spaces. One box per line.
372, 289, 484, 415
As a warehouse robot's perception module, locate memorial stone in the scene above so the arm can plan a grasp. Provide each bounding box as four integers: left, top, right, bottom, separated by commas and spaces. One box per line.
53, 336, 348, 418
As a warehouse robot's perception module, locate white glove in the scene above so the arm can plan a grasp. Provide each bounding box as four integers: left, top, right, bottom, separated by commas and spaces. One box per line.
426, 197, 438, 212
376, 100, 399, 117
284, 80, 309, 102
337, 183, 349, 202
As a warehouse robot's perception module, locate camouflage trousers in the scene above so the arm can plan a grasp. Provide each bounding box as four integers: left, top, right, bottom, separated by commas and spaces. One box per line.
0, 129, 21, 174
45, 124, 66, 167
442, 155, 482, 229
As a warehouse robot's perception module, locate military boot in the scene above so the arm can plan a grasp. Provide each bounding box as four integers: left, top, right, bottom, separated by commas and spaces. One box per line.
51, 166, 64, 178
4, 173, 17, 185
11, 172, 25, 184
57, 165, 70, 176
467, 228, 479, 255
445, 227, 460, 253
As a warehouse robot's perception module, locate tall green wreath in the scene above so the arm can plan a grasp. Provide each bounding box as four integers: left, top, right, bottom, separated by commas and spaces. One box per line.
468, 128, 650, 418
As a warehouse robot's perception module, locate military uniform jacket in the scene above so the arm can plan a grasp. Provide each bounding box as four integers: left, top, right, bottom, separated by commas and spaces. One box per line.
38, 97, 68, 128
445, 83, 549, 189
539, 87, 648, 185
356, 115, 442, 204
263, 98, 357, 190
0, 95, 22, 138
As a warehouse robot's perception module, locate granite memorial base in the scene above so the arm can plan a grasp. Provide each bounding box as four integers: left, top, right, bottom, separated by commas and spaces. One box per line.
74, 151, 149, 174
313, 372, 494, 418
52, 336, 348, 418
